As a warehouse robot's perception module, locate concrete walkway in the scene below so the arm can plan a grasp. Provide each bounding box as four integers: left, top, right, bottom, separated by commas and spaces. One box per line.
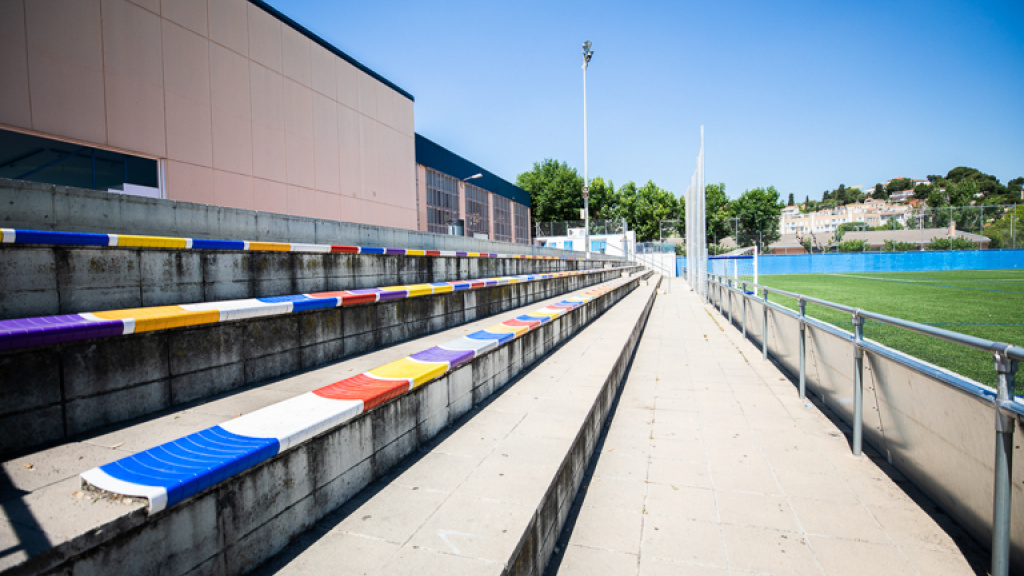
551, 285, 987, 576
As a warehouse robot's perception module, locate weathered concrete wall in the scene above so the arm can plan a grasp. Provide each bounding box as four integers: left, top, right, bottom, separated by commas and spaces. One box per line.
0, 178, 612, 258
0, 268, 637, 458
0, 244, 597, 319
10, 272, 650, 576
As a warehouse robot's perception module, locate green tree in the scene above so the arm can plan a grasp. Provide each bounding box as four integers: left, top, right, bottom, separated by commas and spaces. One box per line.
883, 239, 918, 252
945, 166, 981, 182
913, 182, 933, 199
836, 221, 868, 239
669, 194, 687, 239
732, 186, 783, 252
588, 176, 618, 221
928, 236, 978, 250
615, 180, 677, 242
835, 184, 849, 205
872, 183, 887, 200
705, 183, 732, 246
945, 166, 1005, 197
887, 178, 913, 195
516, 159, 584, 222
983, 205, 1024, 249
948, 179, 978, 206
838, 239, 869, 252
1008, 177, 1024, 196
927, 185, 949, 209
787, 193, 795, 206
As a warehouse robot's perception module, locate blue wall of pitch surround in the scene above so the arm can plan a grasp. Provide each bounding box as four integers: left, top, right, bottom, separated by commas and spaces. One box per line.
677, 250, 1024, 277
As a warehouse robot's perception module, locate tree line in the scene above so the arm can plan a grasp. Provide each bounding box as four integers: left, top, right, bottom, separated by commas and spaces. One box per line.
516, 159, 783, 252
516, 159, 680, 243
799, 166, 1023, 212
795, 166, 1024, 249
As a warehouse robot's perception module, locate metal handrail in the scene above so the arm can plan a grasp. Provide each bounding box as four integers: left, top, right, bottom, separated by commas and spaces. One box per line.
710, 274, 1024, 410
706, 272, 1021, 576
735, 279, 1024, 362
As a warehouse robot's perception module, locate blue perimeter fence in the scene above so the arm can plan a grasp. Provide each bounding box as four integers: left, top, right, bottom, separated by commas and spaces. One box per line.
677, 249, 1024, 276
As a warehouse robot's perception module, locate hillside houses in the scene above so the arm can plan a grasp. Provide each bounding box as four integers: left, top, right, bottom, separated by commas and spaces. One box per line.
780, 198, 912, 236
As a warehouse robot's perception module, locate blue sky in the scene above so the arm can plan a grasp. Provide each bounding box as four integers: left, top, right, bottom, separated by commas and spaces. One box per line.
266, 0, 1024, 200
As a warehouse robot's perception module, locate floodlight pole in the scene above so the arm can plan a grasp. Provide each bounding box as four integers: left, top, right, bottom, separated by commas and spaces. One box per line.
582, 41, 594, 260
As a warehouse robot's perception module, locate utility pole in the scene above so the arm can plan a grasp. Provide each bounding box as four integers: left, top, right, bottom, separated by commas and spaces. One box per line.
581, 41, 594, 259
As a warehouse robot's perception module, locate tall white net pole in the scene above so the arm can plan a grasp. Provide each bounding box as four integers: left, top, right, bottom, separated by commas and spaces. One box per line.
685, 178, 690, 287
697, 126, 706, 300
682, 125, 707, 297
686, 171, 696, 289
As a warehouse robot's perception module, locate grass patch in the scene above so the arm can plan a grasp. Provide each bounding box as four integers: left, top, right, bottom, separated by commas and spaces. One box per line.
757, 270, 1024, 393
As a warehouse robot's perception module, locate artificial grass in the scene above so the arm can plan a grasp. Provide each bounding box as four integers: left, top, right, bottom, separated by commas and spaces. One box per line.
757, 270, 1024, 393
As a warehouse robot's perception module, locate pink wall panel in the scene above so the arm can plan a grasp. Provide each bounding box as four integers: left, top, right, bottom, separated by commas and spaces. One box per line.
5, 0, 418, 232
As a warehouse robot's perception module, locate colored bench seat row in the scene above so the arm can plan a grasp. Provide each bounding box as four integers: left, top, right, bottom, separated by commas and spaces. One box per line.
0, 227, 586, 260
0, 268, 628, 352
80, 276, 633, 513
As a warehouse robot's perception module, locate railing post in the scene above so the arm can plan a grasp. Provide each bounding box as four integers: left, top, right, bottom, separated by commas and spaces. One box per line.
991, 349, 1017, 576
762, 289, 769, 361
741, 282, 747, 337
852, 311, 864, 456
799, 298, 806, 399
728, 279, 733, 325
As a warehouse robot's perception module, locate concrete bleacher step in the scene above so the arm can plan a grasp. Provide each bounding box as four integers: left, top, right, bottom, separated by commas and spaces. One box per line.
249, 276, 660, 576
0, 225, 598, 322
0, 271, 653, 576
0, 264, 634, 459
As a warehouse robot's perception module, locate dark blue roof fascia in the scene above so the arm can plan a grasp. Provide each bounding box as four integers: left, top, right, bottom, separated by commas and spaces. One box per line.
415, 134, 530, 207
249, 0, 413, 102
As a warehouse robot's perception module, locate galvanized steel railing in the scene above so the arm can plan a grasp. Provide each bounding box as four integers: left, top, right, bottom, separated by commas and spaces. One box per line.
706, 273, 1024, 576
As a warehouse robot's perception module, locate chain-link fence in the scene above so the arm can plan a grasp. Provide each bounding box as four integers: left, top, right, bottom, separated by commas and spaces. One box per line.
728, 204, 1024, 254
659, 219, 684, 241
533, 219, 627, 237
635, 242, 675, 254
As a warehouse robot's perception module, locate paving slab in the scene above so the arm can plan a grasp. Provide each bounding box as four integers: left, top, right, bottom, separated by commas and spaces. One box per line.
551, 284, 989, 576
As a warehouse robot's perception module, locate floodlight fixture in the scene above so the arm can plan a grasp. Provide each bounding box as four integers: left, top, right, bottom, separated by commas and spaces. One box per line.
581, 40, 594, 258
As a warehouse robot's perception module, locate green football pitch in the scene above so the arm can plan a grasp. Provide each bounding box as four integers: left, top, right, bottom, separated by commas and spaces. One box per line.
756, 270, 1024, 393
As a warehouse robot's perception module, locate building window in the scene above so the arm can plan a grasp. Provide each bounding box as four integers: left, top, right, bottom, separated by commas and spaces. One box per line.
465, 182, 490, 238
492, 195, 512, 242
0, 128, 159, 196
513, 203, 529, 244
425, 168, 459, 234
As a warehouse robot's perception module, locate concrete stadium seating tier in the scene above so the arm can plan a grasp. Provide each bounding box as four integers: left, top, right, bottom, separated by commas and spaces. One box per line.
3, 272, 652, 576
0, 177, 615, 262
0, 227, 605, 321
0, 267, 636, 458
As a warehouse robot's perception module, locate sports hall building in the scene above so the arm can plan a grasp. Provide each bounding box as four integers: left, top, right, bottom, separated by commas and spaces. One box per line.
0, 0, 531, 244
